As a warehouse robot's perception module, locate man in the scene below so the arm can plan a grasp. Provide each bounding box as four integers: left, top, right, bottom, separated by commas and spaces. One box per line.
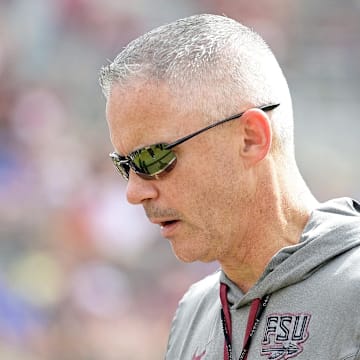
99, 14, 360, 360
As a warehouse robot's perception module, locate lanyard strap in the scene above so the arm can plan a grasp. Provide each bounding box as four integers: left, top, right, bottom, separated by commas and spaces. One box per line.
220, 283, 270, 360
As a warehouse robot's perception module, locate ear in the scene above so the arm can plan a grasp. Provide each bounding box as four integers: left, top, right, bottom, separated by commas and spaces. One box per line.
239, 108, 272, 166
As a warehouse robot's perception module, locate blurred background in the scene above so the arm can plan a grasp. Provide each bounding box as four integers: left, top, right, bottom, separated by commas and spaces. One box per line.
0, 0, 359, 359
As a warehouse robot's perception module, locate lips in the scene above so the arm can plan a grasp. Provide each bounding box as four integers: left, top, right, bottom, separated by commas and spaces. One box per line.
159, 220, 180, 237
160, 219, 178, 227
145, 206, 181, 237
148, 216, 179, 227
148, 217, 180, 237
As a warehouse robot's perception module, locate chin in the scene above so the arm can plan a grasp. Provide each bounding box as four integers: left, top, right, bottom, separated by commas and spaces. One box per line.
173, 251, 198, 263
171, 244, 213, 263
170, 243, 199, 263
168, 231, 215, 263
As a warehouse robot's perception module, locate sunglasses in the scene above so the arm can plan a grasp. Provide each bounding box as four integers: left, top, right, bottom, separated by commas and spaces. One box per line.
110, 103, 280, 181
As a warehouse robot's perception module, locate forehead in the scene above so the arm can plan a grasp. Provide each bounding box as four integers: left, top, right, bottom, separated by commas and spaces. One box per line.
106, 80, 191, 154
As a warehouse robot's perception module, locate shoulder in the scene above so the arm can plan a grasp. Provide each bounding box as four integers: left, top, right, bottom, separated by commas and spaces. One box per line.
183, 269, 220, 297
331, 244, 360, 283
166, 270, 222, 357
315, 244, 360, 300
176, 269, 221, 313
167, 270, 221, 338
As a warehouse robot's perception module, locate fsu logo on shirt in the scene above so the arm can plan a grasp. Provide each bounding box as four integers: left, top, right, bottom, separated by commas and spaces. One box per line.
261, 313, 311, 359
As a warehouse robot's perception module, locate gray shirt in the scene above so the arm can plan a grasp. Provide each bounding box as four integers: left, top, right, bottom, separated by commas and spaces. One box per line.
166, 198, 360, 359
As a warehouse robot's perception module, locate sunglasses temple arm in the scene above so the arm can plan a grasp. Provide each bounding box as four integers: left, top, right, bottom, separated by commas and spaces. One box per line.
165, 112, 245, 149
165, 103, 279, 150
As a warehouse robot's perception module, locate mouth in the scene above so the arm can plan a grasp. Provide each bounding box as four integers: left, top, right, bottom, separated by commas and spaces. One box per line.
153, 219, 180, 238
160, 220, 179, 228
146, 211, 181, 237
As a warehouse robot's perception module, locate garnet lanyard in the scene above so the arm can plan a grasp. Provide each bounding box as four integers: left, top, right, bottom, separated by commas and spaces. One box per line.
220, 283, 270, 360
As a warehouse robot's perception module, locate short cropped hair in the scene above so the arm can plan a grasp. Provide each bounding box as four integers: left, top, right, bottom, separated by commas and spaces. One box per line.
99, 14, 294, 156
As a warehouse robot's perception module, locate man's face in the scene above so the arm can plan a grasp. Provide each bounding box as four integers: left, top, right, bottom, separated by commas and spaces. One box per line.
106, 80, 255, 263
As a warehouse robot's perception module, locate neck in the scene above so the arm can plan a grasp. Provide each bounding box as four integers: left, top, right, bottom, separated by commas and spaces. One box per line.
219, 160, 319, 293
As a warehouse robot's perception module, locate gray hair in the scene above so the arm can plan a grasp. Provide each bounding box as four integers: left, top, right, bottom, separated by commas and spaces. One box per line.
99, 14, 294, 156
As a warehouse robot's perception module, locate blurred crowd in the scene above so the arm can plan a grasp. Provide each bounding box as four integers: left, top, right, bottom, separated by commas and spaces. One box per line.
0, 1, 359, 359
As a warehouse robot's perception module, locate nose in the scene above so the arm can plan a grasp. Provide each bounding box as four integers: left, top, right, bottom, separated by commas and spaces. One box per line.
126, 171, 159, 204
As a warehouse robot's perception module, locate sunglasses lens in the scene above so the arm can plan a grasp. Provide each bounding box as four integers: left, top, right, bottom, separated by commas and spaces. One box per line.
132, 144, 177, 178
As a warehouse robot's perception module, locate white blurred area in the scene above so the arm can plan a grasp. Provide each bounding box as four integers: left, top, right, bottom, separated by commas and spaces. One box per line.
0, 1, 359, 359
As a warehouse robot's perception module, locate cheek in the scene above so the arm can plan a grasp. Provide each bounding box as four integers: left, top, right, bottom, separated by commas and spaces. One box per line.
179, 163, 240, 222
198, 160, 254, 228
172, 139, 251, 218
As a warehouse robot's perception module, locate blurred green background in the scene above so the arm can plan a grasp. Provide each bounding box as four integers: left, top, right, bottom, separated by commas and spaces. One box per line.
0, 0, 359, 359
